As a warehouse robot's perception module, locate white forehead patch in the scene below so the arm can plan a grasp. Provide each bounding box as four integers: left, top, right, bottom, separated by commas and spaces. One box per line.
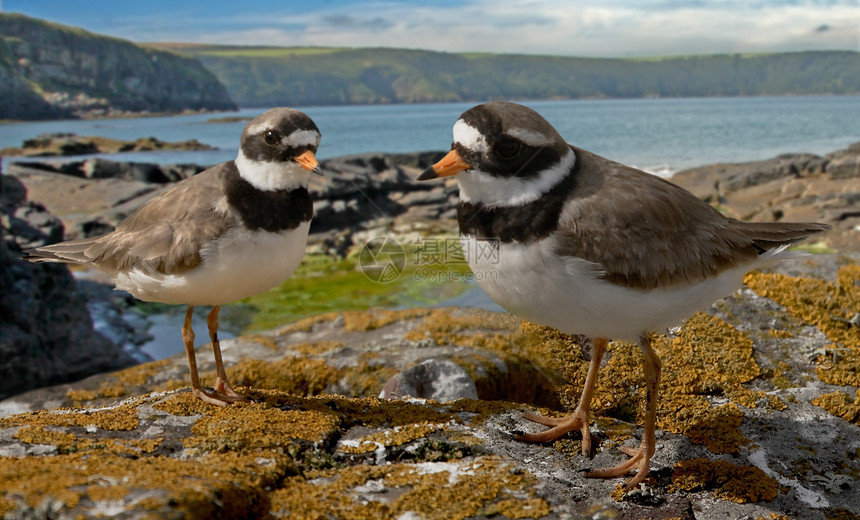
506, 127, 550, 147
453, 119, 488, 153
457, 148, 575, 208
244, 121, 270, 137
285, 129, 321, 149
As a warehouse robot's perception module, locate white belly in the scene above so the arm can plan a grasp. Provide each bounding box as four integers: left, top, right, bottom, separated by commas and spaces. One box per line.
461, 234, 752, 342
115, 222, 310, 306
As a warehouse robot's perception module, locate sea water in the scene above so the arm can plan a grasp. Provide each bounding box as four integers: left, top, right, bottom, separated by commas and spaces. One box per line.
2, 95, 858, 177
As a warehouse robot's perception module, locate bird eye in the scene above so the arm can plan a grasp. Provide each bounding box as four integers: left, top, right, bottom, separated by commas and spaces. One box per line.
495, 138, 522, 159
263, 130, 280, 146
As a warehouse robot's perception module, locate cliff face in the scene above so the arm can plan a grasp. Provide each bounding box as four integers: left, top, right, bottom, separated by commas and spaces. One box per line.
0, 13, 236, 120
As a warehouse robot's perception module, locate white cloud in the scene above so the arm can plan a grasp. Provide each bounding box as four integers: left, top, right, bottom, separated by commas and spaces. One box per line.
147, 0, 859, 56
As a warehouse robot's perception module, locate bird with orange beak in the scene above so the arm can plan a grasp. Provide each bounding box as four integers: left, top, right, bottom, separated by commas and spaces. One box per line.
418, 101, 828, 489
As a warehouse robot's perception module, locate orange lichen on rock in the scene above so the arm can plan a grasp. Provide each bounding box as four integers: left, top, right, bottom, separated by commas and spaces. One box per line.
269, 456, 550, 520
1, 402, 140, 431
337, 422, 448, 454
812, 390, 860, 424
0, 451, 284, 518
671, 457, 779, 503
228, 357, 339, 396
342, 308, 432, 333
404, 308, 522, 350
744, 262, 860, 387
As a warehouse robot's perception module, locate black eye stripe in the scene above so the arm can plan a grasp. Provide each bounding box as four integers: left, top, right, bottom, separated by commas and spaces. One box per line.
495, 138, 522, 159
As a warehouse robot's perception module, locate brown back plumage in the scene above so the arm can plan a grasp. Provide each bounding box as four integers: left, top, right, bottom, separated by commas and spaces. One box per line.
554, 147, 829, 290
23, 163, 237, 276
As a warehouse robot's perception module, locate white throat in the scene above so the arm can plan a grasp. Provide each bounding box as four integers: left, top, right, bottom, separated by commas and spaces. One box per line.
457, 148, 575, 207
235, 150, 310, 192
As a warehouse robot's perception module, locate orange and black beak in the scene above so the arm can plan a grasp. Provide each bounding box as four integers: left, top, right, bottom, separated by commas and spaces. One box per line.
294, 149, 323, 176
417, 149, 472, 181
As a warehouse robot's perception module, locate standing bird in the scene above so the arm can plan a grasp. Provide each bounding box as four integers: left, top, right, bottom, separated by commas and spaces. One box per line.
24, 108, 322, 406
417, 101, 829, 489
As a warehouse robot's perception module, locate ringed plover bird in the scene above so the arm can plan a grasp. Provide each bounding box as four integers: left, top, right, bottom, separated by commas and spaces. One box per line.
417, 101, 829, 489
24, 107, 322, 406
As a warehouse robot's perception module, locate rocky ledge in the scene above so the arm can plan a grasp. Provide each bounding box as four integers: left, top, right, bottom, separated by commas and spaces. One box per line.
0, 133, 215, 158
1, 254, 858, 519
671, 142, 860, 252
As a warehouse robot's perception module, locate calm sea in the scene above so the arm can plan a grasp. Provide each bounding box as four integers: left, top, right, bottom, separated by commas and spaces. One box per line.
2, 96, 859, 177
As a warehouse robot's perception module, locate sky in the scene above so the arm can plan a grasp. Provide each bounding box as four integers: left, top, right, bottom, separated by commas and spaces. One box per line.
2, 0, 858, 58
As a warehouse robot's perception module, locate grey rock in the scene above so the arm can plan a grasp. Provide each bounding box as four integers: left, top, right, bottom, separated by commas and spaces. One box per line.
0, 171, 137, 400
380, 358, 479, 402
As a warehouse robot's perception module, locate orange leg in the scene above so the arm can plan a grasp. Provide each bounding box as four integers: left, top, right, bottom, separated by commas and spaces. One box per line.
207, 305, 248, 402
181, 305, 248, 406
586, 334, 661, 489
517, 337, 609, 457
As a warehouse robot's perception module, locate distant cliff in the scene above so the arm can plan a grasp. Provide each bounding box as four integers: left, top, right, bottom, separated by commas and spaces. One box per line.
156, 45, 860, 107
0, 13, 236, 120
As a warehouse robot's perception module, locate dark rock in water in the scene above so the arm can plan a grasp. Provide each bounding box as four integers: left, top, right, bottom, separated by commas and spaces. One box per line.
0, 172, 137, 400
0, 132, 216, 158
309, 151, 453, 239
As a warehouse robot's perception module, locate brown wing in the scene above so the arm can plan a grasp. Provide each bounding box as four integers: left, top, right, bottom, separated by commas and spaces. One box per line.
554, 147, 829, 290
25, 163, 237, 276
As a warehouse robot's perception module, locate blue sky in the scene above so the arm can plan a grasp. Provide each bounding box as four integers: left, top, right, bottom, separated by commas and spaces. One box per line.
3, 1, 857, 57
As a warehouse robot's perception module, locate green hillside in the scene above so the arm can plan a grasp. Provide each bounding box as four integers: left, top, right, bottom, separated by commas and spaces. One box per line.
154, 44, 860, 106
0, 14, 236, 120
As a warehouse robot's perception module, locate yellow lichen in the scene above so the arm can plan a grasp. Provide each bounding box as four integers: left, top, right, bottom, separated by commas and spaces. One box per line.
289, 341, 346, 356
188, 402, 341, 450
671, 457, 779, 503
337, 422, 447, 454
1, 403, 140, 431
811, 390, 860, 424
13, 426, 77, 448
0, 452, 284, 518
228, 357, 339, 396
269, 457, 549, 520
744, 263, 860, 387
342, 308, 432, 333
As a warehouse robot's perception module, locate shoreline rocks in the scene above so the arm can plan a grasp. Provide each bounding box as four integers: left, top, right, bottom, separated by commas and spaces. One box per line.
0, 174, 138, 401
671, 142, 860, 252
0, 133, 215, 158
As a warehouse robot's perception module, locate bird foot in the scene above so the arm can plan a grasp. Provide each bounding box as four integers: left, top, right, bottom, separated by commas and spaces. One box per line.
585, 443, 652, 490
516, 409, 592, 456
192, 385, 251, 407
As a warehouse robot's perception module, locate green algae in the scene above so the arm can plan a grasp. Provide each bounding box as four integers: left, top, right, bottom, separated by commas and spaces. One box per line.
239, 239, 476, 332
